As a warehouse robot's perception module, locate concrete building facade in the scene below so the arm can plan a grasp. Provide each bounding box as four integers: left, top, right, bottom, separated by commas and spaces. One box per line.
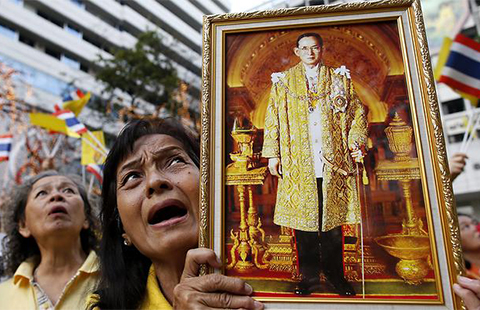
0, 0, 230, 133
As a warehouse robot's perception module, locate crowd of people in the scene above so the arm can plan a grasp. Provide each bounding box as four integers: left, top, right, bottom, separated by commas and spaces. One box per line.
0, 117, 477, 309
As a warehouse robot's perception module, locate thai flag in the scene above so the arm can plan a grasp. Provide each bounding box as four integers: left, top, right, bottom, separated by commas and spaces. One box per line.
86, 164, 103, 183
439, 34, 480, 98
54, 109, 87, 135
0, 134, 13, 162
63, 89, 84, 102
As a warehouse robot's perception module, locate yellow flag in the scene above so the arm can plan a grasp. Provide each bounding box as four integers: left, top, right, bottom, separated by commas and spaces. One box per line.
435, 37, 478, 106
63, 92, 91, 116
434, 37, 452, 81
29, 113, 80, 138
82, 130, 106, 165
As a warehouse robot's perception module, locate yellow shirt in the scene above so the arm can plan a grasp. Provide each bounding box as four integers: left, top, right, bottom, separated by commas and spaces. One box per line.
0, 251, 99, 310
139, 265, 172, 310
87, 264, 172, 310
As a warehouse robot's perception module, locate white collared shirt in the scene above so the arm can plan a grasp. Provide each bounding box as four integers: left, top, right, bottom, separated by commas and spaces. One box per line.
304, 63, 324, 178
304, 63, 320, 93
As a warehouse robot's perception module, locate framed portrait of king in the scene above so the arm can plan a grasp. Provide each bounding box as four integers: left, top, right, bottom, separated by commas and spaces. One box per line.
199, 0, 464, 308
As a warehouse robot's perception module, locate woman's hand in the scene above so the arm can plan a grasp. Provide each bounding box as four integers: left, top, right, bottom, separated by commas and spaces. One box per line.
173, 248, 264, 310
454, 276, 480, 310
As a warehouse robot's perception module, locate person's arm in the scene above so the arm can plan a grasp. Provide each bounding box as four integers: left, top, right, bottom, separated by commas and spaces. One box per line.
454, 276, 480, 309
173, 248, 263, 310
450, 152, 469, 181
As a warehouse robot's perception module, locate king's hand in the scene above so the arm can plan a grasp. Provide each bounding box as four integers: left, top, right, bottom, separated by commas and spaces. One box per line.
350, 148, 364, 163
268, 157, 282, 177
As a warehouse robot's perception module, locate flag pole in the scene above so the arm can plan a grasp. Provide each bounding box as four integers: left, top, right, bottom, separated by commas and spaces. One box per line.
88, 174, 94, 194
82, 165, 86, 186
50, 135, 64, 158
356, 161, 366, 299
469, 0, 480, 35
460, 109, 475, 152
85, 130, 108, 154
81, 136, 108, 157
2, 162, 9, 191
462, 111, 480, 152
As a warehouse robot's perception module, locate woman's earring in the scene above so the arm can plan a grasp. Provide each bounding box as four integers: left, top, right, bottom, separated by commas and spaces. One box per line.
122, 233, 132, 246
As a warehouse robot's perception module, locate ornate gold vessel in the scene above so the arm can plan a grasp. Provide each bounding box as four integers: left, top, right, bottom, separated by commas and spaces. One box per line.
374, 113, 431, 284
375, 234, 430, 284
384, 112, 413, 162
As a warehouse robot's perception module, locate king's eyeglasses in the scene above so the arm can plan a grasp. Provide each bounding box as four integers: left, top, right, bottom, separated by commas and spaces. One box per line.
299, 45, 321, 53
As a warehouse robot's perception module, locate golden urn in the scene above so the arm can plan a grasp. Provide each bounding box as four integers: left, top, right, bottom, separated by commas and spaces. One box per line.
384, 112, 413, 162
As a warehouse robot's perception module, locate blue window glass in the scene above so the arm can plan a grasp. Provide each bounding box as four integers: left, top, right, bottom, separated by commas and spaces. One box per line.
70, 0, 85, 8
0, 53, 70, 96
61, 54, 81, 70
0, 24, 17, 40
64, 24, 82, 39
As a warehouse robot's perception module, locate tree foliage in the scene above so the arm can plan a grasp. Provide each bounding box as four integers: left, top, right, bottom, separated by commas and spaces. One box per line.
95, 31, 179, 109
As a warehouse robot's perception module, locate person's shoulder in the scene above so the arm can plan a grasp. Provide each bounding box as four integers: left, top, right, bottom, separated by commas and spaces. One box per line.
0, 277, 23, 307
0, 276, 14, 290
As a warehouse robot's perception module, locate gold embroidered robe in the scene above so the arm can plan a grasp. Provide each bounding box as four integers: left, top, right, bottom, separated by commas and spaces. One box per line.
262, 62, 368, 232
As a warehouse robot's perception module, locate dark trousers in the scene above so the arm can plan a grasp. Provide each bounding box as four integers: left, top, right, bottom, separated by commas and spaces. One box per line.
295, 178, 344, 280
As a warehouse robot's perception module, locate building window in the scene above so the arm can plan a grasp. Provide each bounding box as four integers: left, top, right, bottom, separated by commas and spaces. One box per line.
19, 33, 35, 47
61, 54, 81, 70
65, 24, 82, 39
448, 133, 464, 144
84, 35, 102, 48
45, 47, 61, 59
0, 54, 69, 96
80, 63, 90, 73
442, 98, 465, 115
0, 23, 18, 40
70, 0, 85, 8
37, 11, 63, 28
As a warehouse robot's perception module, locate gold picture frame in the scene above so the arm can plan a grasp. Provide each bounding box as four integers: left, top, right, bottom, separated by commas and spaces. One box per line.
200, 0, 464, 308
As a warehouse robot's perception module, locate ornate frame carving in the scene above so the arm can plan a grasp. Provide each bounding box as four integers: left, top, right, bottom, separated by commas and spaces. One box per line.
200, 1, 463, 308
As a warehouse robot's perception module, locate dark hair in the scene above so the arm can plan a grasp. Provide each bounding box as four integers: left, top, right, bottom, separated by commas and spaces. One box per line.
296, 32, 323, 48
93, 118, 200, 309
0, 170, 98, 277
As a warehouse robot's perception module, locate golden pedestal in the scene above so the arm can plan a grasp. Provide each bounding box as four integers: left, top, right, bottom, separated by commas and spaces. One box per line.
225, 124, 270, 272
226, 166, 269, 271
374, 113, 431, 285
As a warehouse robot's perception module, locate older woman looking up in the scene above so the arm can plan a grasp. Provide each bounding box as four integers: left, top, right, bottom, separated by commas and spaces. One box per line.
91, 119, 263, 309
0, 171, 99, 309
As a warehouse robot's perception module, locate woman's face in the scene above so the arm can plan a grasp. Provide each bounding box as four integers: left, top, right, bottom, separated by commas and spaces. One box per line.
116, 134, 199, 261
19, 176, 88, 241
459, 215, 480, 252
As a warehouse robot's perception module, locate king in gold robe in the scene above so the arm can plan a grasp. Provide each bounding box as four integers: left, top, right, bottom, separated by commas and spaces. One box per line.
262, 62, 368, 232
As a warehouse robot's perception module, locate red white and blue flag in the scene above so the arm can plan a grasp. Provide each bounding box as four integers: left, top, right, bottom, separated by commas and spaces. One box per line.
63, 89, 85, 102
86, 164, 103, 183
54, 109, 87, 135
0, 134, 13, 162
439, 34, 480, 98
